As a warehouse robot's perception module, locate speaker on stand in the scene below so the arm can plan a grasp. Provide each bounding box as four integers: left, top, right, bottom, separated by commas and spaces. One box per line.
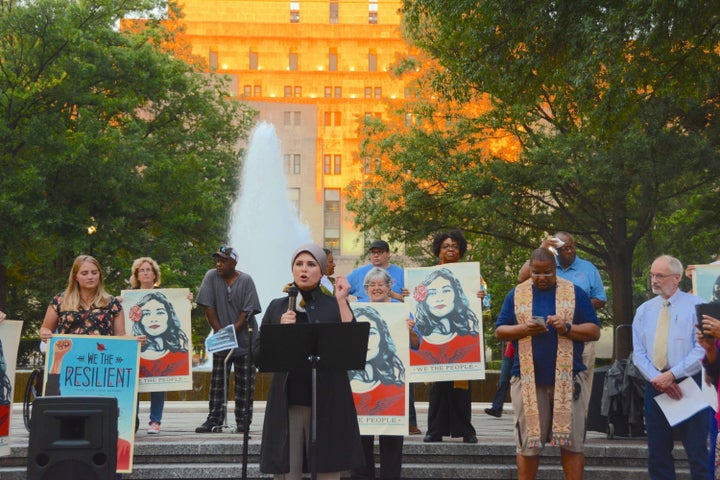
27, 396, 118, 480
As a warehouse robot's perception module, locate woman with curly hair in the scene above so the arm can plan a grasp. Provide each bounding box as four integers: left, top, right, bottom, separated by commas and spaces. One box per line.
416, 230, 479, 444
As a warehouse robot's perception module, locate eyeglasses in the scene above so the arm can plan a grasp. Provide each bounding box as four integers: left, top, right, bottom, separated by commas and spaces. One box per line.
364, 283, 388, 289
648, 273, 676, 280
370, 250, 386, 255
531, 273, 555, 277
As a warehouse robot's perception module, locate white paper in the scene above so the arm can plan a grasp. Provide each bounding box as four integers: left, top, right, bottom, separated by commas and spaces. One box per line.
654, 377, 712, 426
701, 367, 718, 412
205, 324, 238, 354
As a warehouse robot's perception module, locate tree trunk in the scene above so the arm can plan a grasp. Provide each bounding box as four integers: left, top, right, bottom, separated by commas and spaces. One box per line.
606, 247, 636, 360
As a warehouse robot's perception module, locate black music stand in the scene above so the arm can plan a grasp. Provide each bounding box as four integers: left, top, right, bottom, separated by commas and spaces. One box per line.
258, 322, 369, 480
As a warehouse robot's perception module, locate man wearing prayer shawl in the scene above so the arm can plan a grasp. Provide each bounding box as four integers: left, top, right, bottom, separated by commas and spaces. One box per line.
495, 248, 600, 480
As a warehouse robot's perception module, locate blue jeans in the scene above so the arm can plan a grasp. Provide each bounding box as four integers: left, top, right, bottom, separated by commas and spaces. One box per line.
490, 355, 512, 412
645, 376, 710, 480
149, 391, 165, 424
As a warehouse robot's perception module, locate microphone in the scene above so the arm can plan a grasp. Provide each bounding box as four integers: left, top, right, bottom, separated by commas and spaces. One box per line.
288, 286, 299, 312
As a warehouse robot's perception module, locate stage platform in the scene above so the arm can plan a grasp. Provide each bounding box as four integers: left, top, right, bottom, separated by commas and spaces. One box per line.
1, 401, 691, 479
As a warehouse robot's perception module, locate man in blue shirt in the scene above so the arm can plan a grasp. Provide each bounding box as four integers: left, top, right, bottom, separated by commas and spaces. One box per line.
496, 248, 600, 480
632, 254, 708, 480
346, 240, 404, 302
519, 231, 606, 408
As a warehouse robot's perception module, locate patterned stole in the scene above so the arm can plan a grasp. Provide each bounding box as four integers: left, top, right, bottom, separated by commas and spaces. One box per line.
514, 278, 575, 448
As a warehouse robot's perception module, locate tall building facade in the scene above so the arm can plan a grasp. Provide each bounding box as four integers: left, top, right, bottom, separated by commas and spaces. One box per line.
178, 0, 411, 258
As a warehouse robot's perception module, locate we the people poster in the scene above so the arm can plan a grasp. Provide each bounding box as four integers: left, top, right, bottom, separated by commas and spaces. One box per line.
43, 335, 139, 473
350, 302, 409, 436
121, 288, 192, 392
0, 320, 23, 457
405, 262, 485, 382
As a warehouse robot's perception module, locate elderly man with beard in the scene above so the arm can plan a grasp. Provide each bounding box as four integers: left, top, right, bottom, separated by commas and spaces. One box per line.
633, 255, 709, 480
495, 248, 600, 480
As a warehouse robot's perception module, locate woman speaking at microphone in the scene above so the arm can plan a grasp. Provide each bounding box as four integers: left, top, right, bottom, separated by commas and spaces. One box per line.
258, 244, 364, 480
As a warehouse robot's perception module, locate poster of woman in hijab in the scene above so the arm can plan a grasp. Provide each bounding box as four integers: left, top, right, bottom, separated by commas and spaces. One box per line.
691, 264, 720, 303
349, 303, 409, 436
0, 319, 22, 457
406, 262, 485, 382
121, 288, 192, 392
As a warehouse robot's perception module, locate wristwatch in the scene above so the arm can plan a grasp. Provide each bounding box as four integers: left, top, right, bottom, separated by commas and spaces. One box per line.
564, 322, 572, 336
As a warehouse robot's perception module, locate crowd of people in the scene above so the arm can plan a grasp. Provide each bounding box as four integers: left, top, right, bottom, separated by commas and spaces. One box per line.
4, 231, 720, 480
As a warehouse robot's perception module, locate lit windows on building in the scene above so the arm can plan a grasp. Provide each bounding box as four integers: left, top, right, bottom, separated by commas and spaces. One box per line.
289, 48, 298, 71
326, 86, 342, 98
324, 189, 341, 250
249, 49, 258, 70
368, 49, 377, 72
323, 155, 342, 175
209, 49, 218, 69
284, 86, 302, 98
330, 0, 339, 24
329, 48, 338, 72
290, 1, 299, 23
365, 86, 382, 98
324, 111, 342, 127
369, 0, 378, 24
253, 85, 262, 97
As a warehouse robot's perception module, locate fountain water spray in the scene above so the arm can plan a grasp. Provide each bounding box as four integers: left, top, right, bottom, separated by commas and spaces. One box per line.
228, 122, 313, 316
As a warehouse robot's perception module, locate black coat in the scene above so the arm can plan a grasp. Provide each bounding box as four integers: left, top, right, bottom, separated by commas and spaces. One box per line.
258, 287, 364, 474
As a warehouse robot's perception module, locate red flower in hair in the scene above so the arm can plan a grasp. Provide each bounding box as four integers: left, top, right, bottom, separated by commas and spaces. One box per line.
413, 285, 428, 303
129, 305, 143, 323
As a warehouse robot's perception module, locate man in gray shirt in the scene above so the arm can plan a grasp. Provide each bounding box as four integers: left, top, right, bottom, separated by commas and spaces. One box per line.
195, 246, 261, 433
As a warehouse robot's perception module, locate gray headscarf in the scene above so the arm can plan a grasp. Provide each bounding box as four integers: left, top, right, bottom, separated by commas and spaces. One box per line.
291, 243, 328, 275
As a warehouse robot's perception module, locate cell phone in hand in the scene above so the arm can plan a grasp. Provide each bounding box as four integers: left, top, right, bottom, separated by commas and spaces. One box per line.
696, 303, 720, 338
531, 315, 546, 325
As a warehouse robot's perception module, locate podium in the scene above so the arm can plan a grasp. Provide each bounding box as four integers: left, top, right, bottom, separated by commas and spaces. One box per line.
258, 321, 369, 480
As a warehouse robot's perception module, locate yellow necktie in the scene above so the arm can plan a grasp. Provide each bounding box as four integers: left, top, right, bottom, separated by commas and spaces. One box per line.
653, 301, 670, 370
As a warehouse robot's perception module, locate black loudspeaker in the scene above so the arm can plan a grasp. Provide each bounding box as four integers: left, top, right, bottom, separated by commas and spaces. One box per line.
27, 396, 118, 480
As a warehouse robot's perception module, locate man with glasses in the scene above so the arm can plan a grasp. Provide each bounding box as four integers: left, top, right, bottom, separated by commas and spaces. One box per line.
518, 231, 606, 410
496, 248, 599, 480
632, 255, 709, 479
346, 240, 405, 303
195, 246, 261, 433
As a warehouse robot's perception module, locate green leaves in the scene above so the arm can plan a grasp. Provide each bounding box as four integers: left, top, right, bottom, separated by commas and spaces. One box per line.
349, 1, 720, 339
0, 0, 256, 334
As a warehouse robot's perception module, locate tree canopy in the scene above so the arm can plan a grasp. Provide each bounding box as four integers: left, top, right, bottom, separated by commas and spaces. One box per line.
348, 0, 720, 356
0, 0, 256, 339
